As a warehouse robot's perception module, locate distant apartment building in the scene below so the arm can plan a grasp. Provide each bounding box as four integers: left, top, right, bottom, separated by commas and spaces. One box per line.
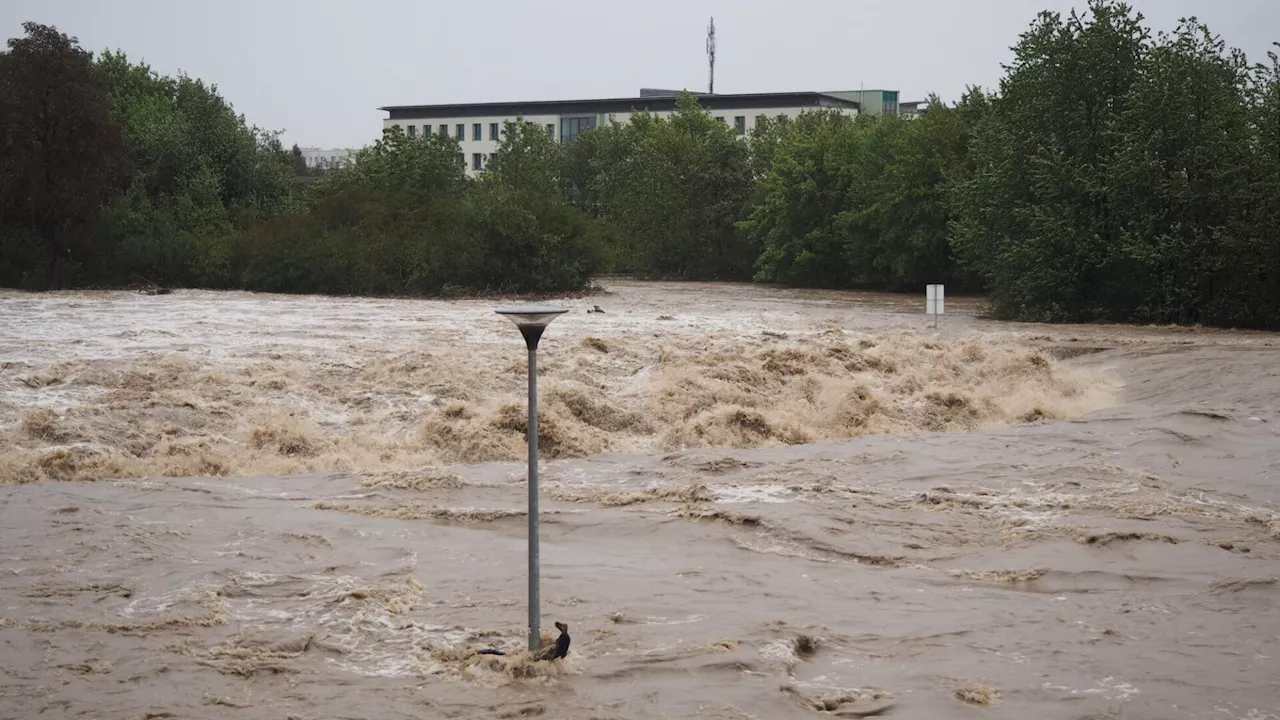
378, 87, 926, 176
298, 147, 354, 171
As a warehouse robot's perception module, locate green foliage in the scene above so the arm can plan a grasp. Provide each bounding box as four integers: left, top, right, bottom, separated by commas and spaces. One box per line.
90, 50, 294, 288
1110, 19, 1256, 324
1, 26, 604, 299
241, 121, 604, 296
326, 124, 463, 197
0, 226, 47, 290
838, 97, 978, 288
952, 0, 1280, 328
740, 104, 976, 290
738, 109, 858, 286
484, 117, 560, 197
3, 7, 1278, 329
951, 0, 1151, 321
473, 117, 607, 290
1241, 46, 1280, 327
560, 93, 756, 280
746, 115, 788, 181
0, 22, 129, 289
291, 144, 308, 176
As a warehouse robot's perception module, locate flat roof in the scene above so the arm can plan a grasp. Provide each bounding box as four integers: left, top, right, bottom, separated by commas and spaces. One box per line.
380, 91, 861, 120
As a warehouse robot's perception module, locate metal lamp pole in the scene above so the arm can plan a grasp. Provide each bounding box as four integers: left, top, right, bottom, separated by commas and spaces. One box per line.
495, 306, 568, 652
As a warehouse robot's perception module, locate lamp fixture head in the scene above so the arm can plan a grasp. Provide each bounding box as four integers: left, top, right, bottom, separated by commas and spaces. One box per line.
496, 306, 569, 349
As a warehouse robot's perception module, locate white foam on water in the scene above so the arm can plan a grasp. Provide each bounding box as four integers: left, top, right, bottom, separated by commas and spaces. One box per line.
713, 484, 795, 504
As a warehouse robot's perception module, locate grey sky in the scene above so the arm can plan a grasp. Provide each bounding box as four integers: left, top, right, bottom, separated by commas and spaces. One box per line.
3, 0, 1276, 149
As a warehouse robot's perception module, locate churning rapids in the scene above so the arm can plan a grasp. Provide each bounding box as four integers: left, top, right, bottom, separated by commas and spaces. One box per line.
1, 280, 1277, 719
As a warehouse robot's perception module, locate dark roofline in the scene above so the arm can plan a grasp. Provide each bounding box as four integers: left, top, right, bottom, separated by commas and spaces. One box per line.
639, 88, 707, 98
379, 91, 859, 120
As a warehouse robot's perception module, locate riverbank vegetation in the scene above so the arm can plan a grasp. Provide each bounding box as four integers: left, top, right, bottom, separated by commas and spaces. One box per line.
2, 1, 1278, 328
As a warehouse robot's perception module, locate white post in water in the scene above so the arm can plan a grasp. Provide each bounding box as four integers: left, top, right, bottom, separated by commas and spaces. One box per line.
926, 284, 945, 329
495, 306, 568, 653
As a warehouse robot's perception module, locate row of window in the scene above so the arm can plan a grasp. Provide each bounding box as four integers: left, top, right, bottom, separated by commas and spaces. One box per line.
711, 114, 791, 136
405, 121, 555, 142
402, 113, 795, 147
460, 152, 497, 171
307, 155, 344, 168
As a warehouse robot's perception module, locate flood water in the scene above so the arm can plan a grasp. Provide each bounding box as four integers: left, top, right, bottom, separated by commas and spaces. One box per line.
1, 280, 1277, 719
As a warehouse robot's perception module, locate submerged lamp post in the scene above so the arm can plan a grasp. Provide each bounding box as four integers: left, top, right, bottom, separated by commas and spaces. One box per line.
495, 306, 569, 653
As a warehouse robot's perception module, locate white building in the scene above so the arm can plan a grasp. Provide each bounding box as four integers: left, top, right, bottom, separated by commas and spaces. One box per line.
298, 147, 354, 171
379, 88, 919, 176
899, 99, 932, 119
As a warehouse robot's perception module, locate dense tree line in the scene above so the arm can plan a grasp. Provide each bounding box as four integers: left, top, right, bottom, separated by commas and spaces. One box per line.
3, 3, 1279, 329
242, 121, 606, 295
732, 100, 981, 290
951, 2, 1280, 326
0, 22, 602, 295
560, 94, 757, 280
0, 23, 128, 289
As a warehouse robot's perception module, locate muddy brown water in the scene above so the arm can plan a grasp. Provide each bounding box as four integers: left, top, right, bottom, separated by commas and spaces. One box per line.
1, 280, 1278, 719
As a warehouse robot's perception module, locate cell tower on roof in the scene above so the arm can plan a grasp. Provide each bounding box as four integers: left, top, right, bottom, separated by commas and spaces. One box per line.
706, 17, 716, 94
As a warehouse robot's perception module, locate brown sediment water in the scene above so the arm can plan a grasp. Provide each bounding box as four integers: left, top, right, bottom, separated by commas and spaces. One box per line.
0, 283, 1115, 484
1, 280, 1278, 719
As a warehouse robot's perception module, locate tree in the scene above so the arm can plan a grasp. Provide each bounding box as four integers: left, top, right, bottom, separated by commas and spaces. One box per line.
1110, 19, 1256, 324
951, 0, 1151, 320
746, 115, 788, 182
739, 108, 858, 286
329, 123, 464, 197
579, 93, 755, 279
0, 22, 128, 289
950, 1, 1279, 329
471, 116, 606, 291
89, 50, 293, 286
1238, 45, 1280, 328
484, 117, 560, 197
291, 144, 307, 176
837, 96, 975, 288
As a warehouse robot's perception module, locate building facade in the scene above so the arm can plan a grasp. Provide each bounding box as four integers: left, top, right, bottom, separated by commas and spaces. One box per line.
898, 99, 931, 119
821, 89, 900, 116
298, 147, 354, 171
378, 89, 923, 175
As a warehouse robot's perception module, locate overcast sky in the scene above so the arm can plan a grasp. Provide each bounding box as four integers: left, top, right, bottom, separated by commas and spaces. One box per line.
3, 0, 1276, 149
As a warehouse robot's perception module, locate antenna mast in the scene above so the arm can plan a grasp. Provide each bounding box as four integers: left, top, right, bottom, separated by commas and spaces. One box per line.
706, 17, 716, 94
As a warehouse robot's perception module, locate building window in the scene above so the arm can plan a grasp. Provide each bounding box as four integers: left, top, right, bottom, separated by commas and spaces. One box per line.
473, 123, 482, 141
733, 116, 745, 135
490, 152, 497, 165
424, 125, 432, 136
882, 90, 899, 116
455, 124, 465, 140
439, 124, 447, 136
473, 153, 484, 170
714, 116, 724, 123
457, 152, 465, 167
407, 124, 416, 137
560, 116, 596, 143
756, 115, 766, 127
546, 123, 554, 137
490, 122, 500, 140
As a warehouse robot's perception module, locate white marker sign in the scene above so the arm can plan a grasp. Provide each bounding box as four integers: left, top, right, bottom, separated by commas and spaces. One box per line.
926, 284, 945, 327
